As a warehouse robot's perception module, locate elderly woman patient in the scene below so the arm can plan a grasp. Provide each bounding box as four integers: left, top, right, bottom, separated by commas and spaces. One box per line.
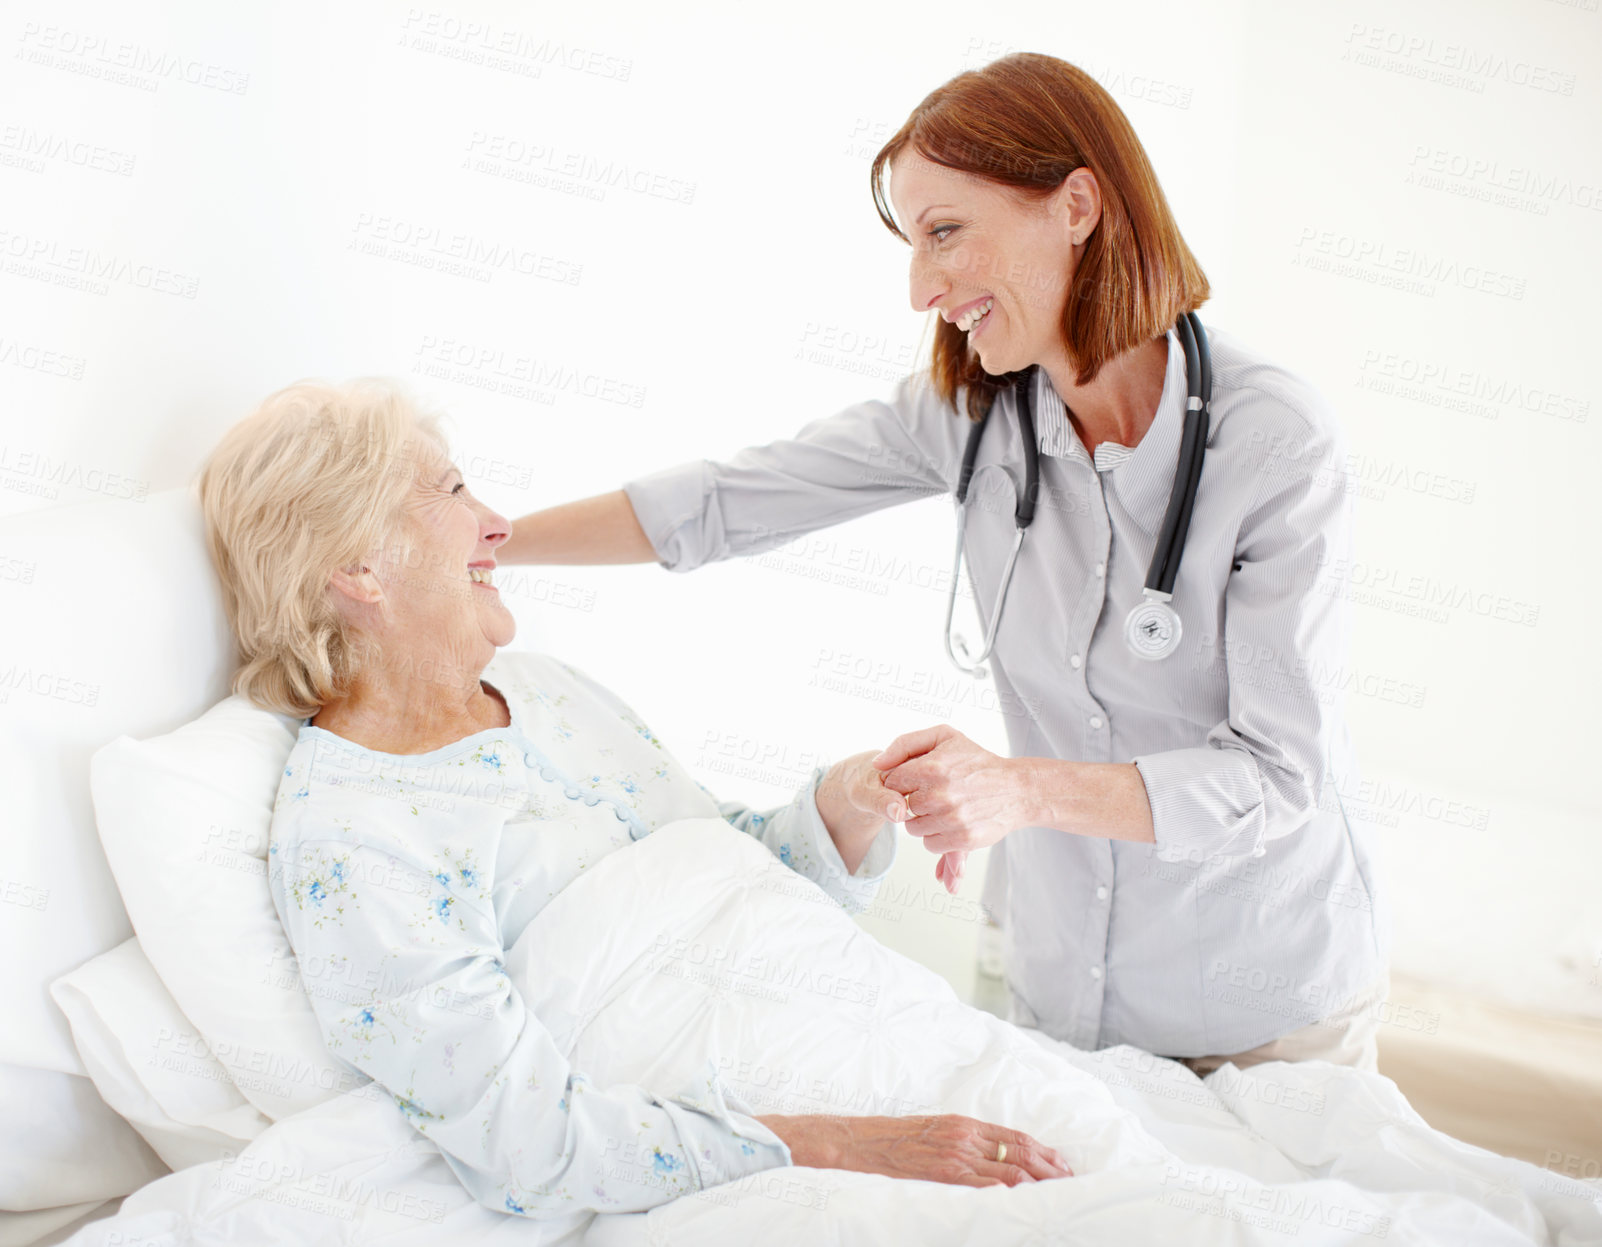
196, 379, 1069, 1220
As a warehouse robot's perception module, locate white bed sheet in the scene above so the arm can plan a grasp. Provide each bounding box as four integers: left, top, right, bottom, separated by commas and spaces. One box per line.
61, 819, 1602, 1247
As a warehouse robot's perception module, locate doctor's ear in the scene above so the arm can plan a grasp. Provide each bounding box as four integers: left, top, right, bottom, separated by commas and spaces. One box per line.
1048, 166, 1101, 244
327, 563, 384, 605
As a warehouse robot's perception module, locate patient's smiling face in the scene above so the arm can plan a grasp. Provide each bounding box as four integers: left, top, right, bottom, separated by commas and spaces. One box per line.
332, 430, 516, 675
395, 434, 516, 655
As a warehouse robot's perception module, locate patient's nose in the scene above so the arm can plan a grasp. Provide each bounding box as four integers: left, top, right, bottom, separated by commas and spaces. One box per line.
477, 502, 511, 548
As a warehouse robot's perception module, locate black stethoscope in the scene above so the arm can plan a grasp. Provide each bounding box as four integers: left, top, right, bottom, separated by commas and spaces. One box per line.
943, 311, 1212, 676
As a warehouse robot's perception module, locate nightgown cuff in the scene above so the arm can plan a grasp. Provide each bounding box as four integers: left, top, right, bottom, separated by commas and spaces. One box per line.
656, 1059, 792, 1190
800, 765, 896, 914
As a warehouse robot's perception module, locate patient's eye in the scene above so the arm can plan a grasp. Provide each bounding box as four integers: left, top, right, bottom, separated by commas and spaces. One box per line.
452, 481, 467, 496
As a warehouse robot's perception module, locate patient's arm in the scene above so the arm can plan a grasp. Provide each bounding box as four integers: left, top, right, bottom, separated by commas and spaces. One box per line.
755, 1112, 1072, 1188
711, 760, 898, 914
813, 752, 908, 872
550, 658, 900, 914
267, 834, 789, 1218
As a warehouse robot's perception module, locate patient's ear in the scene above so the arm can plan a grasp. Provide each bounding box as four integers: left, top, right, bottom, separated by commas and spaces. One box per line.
328, 563, 384, 605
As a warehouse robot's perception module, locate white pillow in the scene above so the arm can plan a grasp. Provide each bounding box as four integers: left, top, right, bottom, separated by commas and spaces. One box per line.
0, 1065, 167, 1213
0, 486, 236, 1078
0, 486, 238, 1225
89, 694, 363, 1122
50, 937, 273, 1171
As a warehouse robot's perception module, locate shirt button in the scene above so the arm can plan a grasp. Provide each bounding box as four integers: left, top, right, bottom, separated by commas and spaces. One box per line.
563, 787, 582, 800
1070, 654, 1082, 670
1095, 562, 1105, 578
1089, 716, 1103, 729
1096, 885, 1108, 901
1252, 844, 1267, 858
1089, 965, 1103, 980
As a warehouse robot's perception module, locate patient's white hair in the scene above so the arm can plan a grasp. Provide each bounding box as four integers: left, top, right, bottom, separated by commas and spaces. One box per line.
198, 377, 447, 719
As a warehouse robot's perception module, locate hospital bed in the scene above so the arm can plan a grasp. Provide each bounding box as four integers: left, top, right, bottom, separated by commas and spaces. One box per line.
1, 486, 1598, 1247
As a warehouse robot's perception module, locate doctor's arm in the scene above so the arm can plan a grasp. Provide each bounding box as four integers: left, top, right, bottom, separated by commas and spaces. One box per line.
873, 726, 1156, 853
1122, 421, 1354, 862
881, 419, 1353, 863
498, 488, 657, 565
498, 373, 960, 570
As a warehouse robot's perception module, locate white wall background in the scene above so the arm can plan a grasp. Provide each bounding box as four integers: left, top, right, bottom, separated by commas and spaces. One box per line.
2, 0, 1598, 1014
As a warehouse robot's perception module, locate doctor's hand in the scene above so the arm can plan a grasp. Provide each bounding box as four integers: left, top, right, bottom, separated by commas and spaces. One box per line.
934, 849, 969, 895
872, 725, 1030, 867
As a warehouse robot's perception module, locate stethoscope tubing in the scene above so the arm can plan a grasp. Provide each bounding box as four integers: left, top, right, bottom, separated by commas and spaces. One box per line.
945, 314, 1212, 672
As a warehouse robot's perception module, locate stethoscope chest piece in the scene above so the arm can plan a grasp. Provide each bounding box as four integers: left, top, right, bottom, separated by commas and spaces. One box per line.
944, 311, 1211, 676
1124, 594, 1182, 661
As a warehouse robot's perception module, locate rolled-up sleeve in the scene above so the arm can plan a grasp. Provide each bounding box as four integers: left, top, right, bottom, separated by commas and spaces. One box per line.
622, 372, 961, 572
267, 834, 789, 1218
715, 765, 898, 915
1132, 410, 1353, 863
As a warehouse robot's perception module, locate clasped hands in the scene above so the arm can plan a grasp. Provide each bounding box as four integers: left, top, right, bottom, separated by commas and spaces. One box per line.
826, 725, 1030, 894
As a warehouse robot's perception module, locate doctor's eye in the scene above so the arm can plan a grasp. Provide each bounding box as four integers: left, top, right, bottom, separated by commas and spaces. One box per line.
928, 224, 959, 244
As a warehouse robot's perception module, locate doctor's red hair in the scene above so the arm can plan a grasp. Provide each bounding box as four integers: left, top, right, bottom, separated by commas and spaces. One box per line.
870, 52, 1210, 420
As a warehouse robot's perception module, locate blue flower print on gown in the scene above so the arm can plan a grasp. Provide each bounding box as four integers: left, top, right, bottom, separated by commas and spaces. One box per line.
266, 650, 896, 1219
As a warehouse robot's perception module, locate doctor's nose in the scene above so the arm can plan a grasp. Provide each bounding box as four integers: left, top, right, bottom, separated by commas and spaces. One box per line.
909, 258, 948, 316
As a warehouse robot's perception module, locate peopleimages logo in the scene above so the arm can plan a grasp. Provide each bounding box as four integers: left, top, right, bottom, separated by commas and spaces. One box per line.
1192, 633, 1427, 710
1341, 22, 1576, 96
1315, 553, 1541, 628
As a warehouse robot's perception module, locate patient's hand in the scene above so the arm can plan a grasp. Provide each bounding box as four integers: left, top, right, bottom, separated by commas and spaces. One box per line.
815, 751, 913, 875
754, 1113, 1072, 1187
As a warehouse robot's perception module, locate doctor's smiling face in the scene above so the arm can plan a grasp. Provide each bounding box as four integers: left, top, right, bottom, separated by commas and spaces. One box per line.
889, 148, 1101, 379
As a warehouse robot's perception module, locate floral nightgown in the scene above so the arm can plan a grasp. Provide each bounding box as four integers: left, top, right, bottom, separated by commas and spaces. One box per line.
266, 648, 897, 1218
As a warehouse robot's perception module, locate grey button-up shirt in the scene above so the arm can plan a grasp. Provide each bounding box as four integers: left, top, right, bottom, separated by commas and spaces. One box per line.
622, 323, 1391, 1058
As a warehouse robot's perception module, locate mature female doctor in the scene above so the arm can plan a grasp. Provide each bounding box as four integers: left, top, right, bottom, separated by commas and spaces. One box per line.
499, 52, 1391, 1076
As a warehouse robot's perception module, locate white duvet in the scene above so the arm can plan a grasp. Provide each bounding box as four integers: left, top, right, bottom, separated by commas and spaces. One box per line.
65, 819, 1602, 1247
